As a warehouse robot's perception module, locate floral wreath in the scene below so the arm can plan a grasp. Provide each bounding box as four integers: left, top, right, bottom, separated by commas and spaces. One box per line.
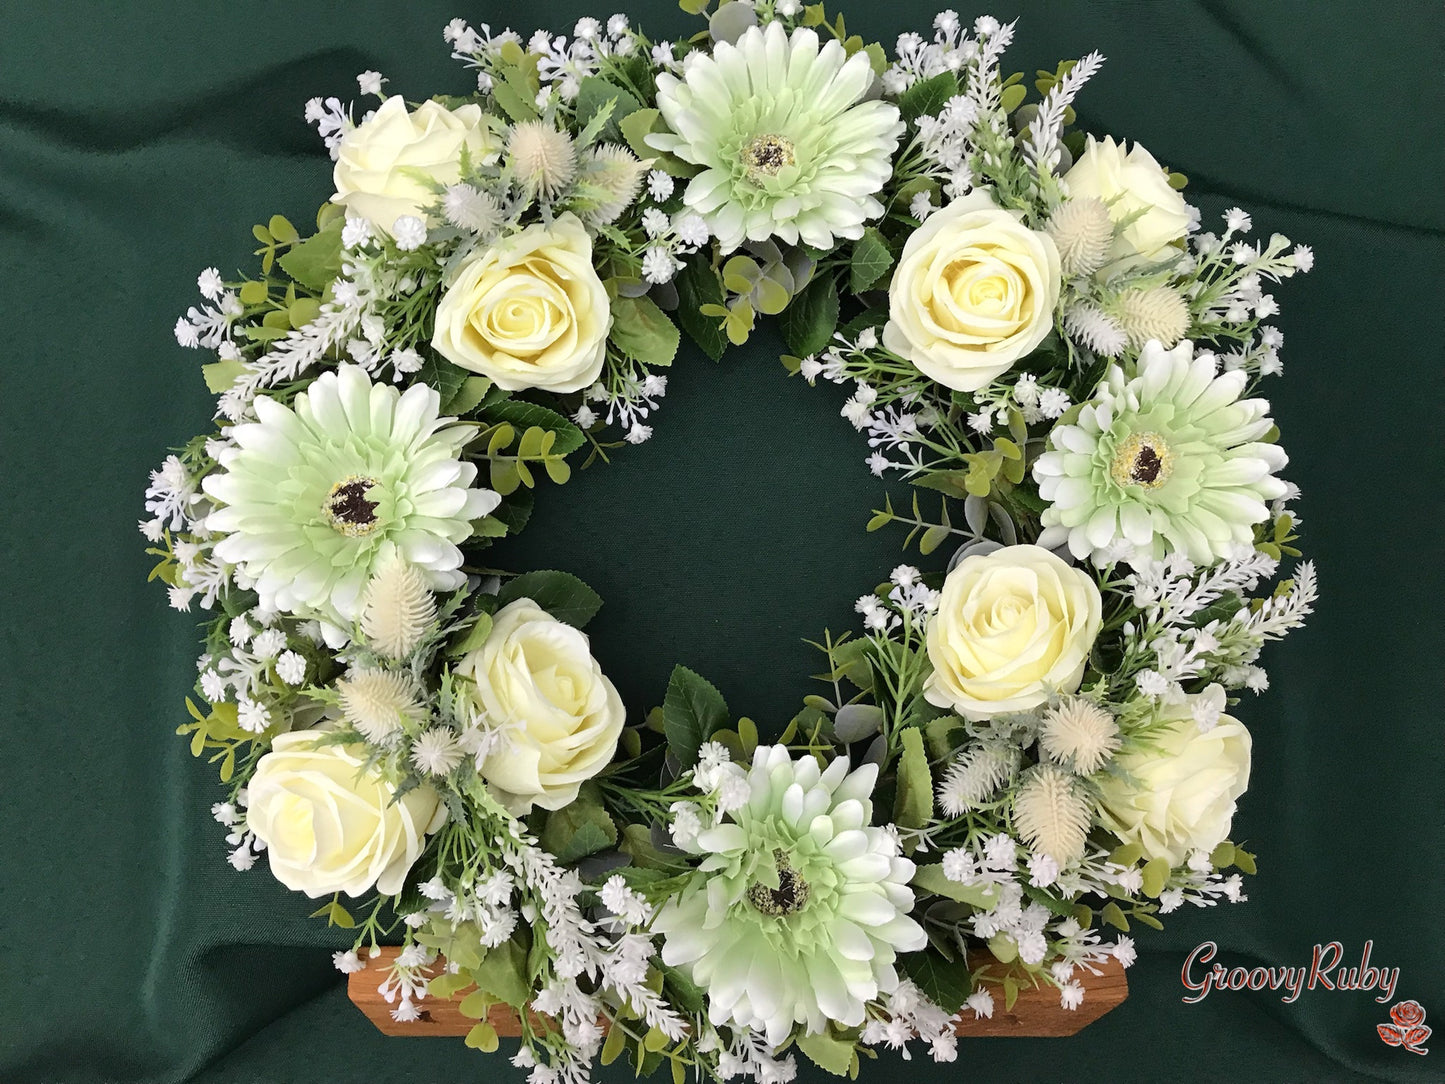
143, 2, 1317, 1079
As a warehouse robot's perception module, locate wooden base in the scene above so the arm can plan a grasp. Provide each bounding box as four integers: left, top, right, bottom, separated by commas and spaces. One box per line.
349, 946, 1127, 1039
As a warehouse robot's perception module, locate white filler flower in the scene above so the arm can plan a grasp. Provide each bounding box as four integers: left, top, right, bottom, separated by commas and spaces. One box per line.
654, 745, 925, 1045
649, 21, 903, 251
203, 364, 498, 634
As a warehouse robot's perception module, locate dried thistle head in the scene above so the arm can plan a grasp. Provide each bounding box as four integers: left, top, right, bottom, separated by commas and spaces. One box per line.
360, 556, 437, 659
336, 668, 423, 745
508, 121, 578, 199
1048, 196, 1113, 278
1013, 765, 1092, 865
575, 143, 649, 226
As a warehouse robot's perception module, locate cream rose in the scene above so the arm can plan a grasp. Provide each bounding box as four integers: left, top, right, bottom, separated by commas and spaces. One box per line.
246, 731, 445, 898
457, 598, 625, 814
1095, 704, 1252, 866
883, 188, 1061, 392
332, 96, 494, 234
430, 214, 611, 393
924, 544, 1102, 718
1063, 135, 1191, 262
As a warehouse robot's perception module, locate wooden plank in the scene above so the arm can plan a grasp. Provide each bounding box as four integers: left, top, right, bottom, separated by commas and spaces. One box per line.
348, 947, 1127, 1039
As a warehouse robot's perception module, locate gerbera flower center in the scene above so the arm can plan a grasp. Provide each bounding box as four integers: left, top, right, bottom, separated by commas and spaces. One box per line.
741, 134, 795, 182
324, 476, 382, 536
745, 849, 811, 916
1110, 432, 1174, 490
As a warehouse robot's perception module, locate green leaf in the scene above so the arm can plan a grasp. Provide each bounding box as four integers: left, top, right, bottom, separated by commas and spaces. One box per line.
796, 1030, 856, 1076
601, 1021, 629, 1065
540, 800, 618, 863
450, 611, 494, 657
444, 375, 493, 417
662, 664, 729, 768
202, 358, 249, 394
1140, 857, 1170, 899
892, 727, 932, 829
674, 259, 728, 360
490, 79, 540, 123
1100, 901, 1130, 931
989, 932, 1018, 964
849, 228, 894, 293
470, 935, 531, 1007
238, 280, 268, 305
911, 863, 1000, 909
277, 216, 344, 292
497, 570, 603, 627
899, 951, 974, 1013
576, 76, 644, 141
417, 354, 470, 406
610, 294, 681, 365
618, 107, 699, 177
922, 714, 963, 760
999, 82, 1027, 113
779, 274, 840, 357
465, 1021, 500, 1052
484, 399, 585, 455
898, 72, 959, 122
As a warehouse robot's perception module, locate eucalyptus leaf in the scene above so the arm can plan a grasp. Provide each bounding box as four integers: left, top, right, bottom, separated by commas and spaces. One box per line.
832, 703, 884, 743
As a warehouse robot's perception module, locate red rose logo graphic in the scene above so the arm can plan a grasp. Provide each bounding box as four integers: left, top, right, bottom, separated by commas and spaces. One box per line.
1379, 1000, 1430, 1055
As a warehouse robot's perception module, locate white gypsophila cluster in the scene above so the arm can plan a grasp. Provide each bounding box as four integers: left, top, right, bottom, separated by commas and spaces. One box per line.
886, 564, 941, 616
860, 980, 958, 1062
637, 208, 709, 285
303, 95, 351, 158
414, 871, 521, 950
576, 368, 668, 444
380, 942, 439, 1021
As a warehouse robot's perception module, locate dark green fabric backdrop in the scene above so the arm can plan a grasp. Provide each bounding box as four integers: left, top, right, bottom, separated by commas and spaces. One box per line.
2, 1, 1441, 1081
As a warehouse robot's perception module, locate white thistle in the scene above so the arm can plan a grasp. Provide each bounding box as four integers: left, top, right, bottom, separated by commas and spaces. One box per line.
411, 727, 464, 776
1113, 285, 1191, 348
1039, 697, 1120, 774
508, 121, 578, 199
1012, 766, 1092, 865
336, 668, 422, 744
442, 183, 503, 235
360, 557, 437, 659
937, 743, 1017, 816
1047, 197, 1113, 277
1063, 302, 1128, 357
577, 143, 648, 225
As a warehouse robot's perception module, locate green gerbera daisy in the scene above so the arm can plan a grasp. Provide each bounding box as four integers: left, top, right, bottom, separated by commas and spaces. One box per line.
648, 21, 904, 252
654, 745, 925, 1046
1033, 339, 1288, 566
203, 364, 498, 639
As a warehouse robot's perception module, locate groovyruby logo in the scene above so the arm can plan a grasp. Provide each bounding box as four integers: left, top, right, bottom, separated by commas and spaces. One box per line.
1379, 1001, 1431, 1056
